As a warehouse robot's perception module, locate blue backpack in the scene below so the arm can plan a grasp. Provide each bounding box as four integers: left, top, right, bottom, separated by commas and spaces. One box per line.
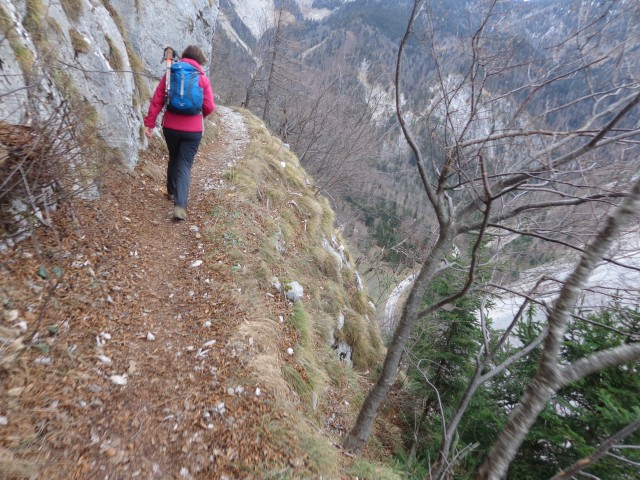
166, 62, 203, 115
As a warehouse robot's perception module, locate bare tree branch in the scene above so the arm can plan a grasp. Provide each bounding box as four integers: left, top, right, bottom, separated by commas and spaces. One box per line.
560, 343, 640, 387
548, 419, 640, 480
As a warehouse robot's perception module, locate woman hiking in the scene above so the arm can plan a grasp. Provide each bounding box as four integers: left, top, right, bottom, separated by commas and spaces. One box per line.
144, 45, 215, 220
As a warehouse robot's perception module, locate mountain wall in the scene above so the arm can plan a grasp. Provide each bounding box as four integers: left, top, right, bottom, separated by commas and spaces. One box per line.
0, 0, 219, 168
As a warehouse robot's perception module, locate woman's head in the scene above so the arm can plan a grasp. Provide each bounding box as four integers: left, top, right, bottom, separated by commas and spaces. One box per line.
181, 45, 207, 66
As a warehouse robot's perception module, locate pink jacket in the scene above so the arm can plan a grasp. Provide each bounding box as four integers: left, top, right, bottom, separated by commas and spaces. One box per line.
144, 58, 215, 132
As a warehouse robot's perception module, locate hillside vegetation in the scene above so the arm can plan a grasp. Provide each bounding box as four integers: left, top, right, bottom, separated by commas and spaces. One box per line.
0, 106, 401, 478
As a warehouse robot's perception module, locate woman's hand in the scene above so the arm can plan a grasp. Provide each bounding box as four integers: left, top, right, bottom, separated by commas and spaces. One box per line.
144, 126, 154, 138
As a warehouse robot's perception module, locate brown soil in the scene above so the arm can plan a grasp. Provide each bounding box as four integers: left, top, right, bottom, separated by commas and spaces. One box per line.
0, 108, 305, 479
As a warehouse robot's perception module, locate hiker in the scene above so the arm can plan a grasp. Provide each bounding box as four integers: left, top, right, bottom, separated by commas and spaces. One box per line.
144, 45, 215, 221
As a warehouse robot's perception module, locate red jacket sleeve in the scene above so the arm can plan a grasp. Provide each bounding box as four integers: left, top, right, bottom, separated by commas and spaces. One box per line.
144, 75, 167, 128
201, 75, 215, 117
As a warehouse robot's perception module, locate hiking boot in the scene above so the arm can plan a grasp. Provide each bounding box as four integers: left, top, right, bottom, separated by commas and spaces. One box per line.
173, 206, 187, 220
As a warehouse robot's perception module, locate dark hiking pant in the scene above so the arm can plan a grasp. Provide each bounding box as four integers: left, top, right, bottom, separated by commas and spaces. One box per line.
162, 127, 203, 209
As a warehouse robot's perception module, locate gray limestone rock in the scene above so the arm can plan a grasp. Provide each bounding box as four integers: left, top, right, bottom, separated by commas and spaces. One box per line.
1, 0, 219, 169
284, 281, 303, 302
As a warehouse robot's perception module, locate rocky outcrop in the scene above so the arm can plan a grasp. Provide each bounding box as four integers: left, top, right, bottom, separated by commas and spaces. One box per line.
0, 0, 219, 168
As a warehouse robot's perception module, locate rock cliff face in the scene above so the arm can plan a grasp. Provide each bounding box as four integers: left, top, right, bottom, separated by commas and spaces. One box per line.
0, 0, 219, 168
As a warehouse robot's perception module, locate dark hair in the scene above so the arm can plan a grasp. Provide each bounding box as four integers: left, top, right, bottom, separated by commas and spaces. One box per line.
181, 45, 207, 66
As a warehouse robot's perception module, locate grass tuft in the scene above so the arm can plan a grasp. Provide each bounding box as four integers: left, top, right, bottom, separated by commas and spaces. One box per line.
343, 309, 385, 370
60, 0, 83, 20
69, 28, 91, 54
349, 459, 402, 480
12, 43, 35, 76
290, 301, 311, 348
105, 35, 124, 73
102, 0, 148, 104
23, 0, 45, 34
352, 289, 370, 315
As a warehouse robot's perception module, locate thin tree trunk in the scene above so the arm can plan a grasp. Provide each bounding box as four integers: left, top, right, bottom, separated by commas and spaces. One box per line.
243, 70, 258, 109
475, 176, 640, 479
549, 419, 640, 480
343, 227, 455, 452
262, 9, 285, 120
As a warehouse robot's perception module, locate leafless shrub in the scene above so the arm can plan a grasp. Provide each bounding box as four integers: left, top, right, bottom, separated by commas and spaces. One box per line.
0, 99, 102, 251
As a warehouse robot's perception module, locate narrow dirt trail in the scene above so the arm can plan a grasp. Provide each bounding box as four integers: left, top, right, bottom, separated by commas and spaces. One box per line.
1, 107, 287, 479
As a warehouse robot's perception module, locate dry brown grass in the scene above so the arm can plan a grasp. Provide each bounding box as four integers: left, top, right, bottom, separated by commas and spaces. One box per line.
60, 0, 83, 20
218, 109, 393, 475
0, 447, 38, 479
69, 28, 90, 54
0, 325, 25, 374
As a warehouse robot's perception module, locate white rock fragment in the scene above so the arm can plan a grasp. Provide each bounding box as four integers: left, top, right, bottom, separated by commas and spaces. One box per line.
189, 225, 199, 232
255, 388, 261, 397
203, 339, 216, 348
196, 349, 210, 359
7, 387, 24, 396
15, 321, 28, 332
191, 260, 203, 268
6, 310, 19, 322
278, 315, 284, 324
110, 374, 128, 386
280, 161, 286, 168
146, 332, 156, 341
204, 320, 212, 328
97, 355, 112, 365
34, 357, 52, 365
248, 337, 254, 346
0, 416, 8, 426
96, 332, 111, 348
180, 467, 189, 477
286, 348, 294, 356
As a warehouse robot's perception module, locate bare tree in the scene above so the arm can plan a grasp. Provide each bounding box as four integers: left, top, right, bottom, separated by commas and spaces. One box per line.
279, 73, 383, 200
344, 1, 640, 478
261, 6, 289, 120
